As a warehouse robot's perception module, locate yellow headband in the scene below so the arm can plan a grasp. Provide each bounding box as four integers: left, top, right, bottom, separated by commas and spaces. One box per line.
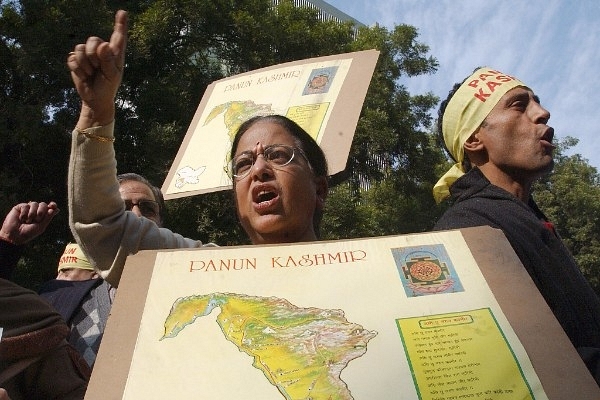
432, 67, 527, 203
57, 243, 93, 272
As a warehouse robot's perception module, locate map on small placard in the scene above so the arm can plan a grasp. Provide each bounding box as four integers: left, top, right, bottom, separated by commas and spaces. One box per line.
162, 50, 379, 199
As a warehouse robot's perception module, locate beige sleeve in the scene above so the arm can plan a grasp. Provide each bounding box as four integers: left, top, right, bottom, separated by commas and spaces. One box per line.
68, 123, 207, 287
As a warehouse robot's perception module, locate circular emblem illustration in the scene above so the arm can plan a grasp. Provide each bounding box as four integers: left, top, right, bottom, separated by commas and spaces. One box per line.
409, 261, 442, 281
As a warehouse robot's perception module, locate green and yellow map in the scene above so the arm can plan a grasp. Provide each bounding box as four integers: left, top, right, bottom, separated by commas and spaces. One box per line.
203, 100, 274, 143
162, 292, 378, 400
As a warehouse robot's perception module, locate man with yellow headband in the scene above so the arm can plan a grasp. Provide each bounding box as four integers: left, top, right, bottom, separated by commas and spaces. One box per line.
433, 67, 600, 384
55, 242, 98, 281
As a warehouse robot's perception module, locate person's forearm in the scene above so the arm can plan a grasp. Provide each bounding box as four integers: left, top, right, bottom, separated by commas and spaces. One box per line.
67, 122, 205, 286
68, 121, 125, 274
76, 102, 115, 130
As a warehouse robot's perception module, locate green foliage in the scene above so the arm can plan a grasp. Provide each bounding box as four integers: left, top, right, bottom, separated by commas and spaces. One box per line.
322, 184, 374, 240
0, 0, 114, 288
321, 23, 444, 239
6, 0, 598, 299
533, 137, 600, 294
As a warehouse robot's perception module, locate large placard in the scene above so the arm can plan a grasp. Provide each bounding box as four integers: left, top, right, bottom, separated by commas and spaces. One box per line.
86, 227, 600, 399
162, 50, 379, 198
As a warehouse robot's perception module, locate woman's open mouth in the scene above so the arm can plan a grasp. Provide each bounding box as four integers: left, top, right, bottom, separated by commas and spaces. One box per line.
252, 185, 280, 211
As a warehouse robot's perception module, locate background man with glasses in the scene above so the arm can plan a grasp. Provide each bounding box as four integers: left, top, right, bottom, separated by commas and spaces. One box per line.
117, 173, 166, 227
39, 172, 166, 368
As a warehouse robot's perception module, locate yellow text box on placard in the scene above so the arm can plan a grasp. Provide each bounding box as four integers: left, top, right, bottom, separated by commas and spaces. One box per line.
397, 309, 535, 400
286, 103, 329, 140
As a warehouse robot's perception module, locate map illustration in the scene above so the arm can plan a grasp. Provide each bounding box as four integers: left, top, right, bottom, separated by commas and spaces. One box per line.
174, 100, 275, 188
161, 292, 378, 399
203, 100, 275, 143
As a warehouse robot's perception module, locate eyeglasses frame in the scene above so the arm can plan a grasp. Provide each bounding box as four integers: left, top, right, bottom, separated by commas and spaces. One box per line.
227, 144, 311, 180
124, 199, 160, 218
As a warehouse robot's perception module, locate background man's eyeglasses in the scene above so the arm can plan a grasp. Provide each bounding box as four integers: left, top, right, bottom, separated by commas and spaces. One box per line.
124, 199, 159, 218
228, 144, 309, 180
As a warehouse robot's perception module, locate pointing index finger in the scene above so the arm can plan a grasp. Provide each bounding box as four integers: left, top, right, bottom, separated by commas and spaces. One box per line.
110, 10, 128, 66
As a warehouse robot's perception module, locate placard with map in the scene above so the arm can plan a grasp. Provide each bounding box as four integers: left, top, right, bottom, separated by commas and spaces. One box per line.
86, 227, 600, 399
161, 50, 379, 199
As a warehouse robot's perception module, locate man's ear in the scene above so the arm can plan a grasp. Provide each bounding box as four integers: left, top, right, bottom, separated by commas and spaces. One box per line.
315, 176, 328, 209
463, 131, 485, 152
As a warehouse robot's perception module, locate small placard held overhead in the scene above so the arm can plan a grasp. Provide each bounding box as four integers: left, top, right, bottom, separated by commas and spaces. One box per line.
162, 50, 379, 199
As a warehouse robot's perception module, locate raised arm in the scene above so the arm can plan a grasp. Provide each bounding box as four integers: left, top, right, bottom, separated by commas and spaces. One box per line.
67, 11, 203, 287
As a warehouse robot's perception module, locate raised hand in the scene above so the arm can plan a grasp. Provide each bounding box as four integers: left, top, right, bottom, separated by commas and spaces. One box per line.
67, 10, 128, 129
0, 202, 59, 246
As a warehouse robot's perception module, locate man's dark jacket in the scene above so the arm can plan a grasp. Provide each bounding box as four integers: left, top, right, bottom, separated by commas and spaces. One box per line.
0, 240, 90, 399
434, 168, 600, 384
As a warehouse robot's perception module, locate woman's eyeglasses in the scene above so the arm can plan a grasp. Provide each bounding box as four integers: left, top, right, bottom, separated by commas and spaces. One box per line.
124, 199, 159, 218
228, 144, 309, 180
